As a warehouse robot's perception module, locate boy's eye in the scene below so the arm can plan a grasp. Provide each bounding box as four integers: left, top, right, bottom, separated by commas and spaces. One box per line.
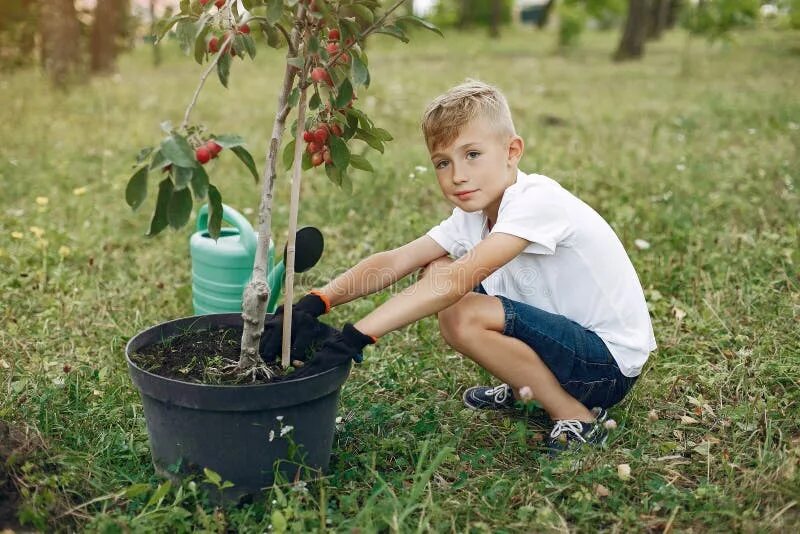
435, 160, 448, 169
467, 151, 480, 159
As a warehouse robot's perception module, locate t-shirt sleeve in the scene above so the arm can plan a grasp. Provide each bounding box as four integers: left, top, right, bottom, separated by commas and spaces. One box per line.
426, 208, 466, 258
489, 187, 573, 255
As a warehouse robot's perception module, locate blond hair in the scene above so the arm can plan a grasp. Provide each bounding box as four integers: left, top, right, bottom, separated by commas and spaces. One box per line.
421, 79, 516, 152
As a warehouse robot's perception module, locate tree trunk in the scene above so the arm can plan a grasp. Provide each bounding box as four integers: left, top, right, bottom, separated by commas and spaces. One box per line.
150, 0, 161, 66
646, 0, 671, 40
489, 0, 501, 38
614, 0, 650, 62
457, 0, 470, 29
537, 0, 557, 29
238, 12, 306, 370
666, 0, 681, 29
90, 0, 128, 73
40, 0, 82, 87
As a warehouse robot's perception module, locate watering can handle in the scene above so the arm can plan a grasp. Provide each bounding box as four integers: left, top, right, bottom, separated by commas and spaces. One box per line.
196, 203, 257, 256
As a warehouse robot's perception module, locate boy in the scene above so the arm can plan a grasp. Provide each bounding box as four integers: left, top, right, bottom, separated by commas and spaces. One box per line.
260, 79, 656, 454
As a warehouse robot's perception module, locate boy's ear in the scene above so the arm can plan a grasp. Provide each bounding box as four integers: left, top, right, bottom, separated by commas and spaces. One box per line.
507, 135, 524, 166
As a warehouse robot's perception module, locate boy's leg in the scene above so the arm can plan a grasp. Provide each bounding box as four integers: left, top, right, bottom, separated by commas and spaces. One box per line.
419, 258, 596, 422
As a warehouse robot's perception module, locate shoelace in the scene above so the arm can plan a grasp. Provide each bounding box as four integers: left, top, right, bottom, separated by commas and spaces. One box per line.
486, 383, 511, 404
550, 420, 587, 443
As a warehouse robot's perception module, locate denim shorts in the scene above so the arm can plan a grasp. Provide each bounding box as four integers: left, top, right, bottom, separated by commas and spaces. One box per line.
474, 284, 638, 409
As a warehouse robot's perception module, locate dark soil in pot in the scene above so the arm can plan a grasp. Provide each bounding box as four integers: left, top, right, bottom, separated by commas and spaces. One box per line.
125, 313, 350, 503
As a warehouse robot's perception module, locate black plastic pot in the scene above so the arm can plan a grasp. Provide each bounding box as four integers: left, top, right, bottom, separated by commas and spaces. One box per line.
125, 313, 350, 502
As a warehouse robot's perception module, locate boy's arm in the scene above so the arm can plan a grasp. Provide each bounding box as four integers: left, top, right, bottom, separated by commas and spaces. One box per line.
354, 233, 530, 338
317, 235, 448, 308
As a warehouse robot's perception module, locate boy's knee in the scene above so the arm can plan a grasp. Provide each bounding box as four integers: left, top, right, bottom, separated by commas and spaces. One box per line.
438, 298, 476, 349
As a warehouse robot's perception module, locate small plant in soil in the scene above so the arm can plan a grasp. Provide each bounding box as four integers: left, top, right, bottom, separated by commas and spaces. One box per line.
125, 0, 441, 383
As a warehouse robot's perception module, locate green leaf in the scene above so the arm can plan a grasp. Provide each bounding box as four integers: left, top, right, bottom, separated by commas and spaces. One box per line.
372, 127, 393, 142
374, 25, 409, 43
174, 165, 193, 189
135, 147, 154, 164
231, 146, 259, 182
335, 78, 354, 110
262, 22, 282, 48
350, 53, 369, 87
207, 185, 223, 240
161, 134, 196, 167
301, 151, 312, 171
283, 139, 296, 170
190, 164, 209, 199
203, 467, 222, 487
217, 51, 231, 88
328, 135, 350, 170
349, 153, 374, 172
213, 134, 245, 148
167, 187, 193, 229
340, 170, 353, 194
194, 23, 210, 64
155, 15, 191, 44
176, 20, 196, 54
287, 56, 304, 70
146, 178, 173, 237
233, 34, 247, 58
243, 34, 256, 59
266, 0, 283, 23
325, 162, 342, 186
346, 4, 374, 26
288, 87, 300, 107
395, 15, 444, 37
124, 483, 151, 499
271, 510, 287, 533
125, 166, 149, 210
149, 149, 168, 171
309, 92, 321, 110
146, 480, 172, 508
356, 128, 384, 153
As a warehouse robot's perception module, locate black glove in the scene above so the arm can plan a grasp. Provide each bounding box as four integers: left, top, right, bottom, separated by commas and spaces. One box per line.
286, 323, 376, 379
259, 292, 331, 362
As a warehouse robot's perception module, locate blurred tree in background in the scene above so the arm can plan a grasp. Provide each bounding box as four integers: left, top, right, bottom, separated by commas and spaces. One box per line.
90, 0, 132, 73
430, 0, 514, 37
1, 0, 133, 87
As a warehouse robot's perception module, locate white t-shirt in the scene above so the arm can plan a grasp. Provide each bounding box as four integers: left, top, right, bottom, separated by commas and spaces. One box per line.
426, 169, 656, 377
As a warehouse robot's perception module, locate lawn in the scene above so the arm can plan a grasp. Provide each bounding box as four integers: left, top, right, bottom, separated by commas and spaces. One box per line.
1, 23, 799, 532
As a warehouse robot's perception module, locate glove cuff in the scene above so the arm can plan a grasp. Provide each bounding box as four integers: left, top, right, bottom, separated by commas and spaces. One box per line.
295, 291, 329, 317
342, 323, 377, 349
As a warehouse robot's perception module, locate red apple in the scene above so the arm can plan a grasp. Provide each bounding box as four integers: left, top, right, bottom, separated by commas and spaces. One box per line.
206, 140, 223, 157
196, 146, 212, 164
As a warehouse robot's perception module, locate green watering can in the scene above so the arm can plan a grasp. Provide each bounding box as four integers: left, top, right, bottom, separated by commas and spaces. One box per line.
191, 204, 324, 316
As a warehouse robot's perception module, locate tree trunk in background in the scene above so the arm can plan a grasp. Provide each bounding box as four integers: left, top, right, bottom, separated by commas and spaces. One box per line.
41, 0, 82, 87
150, 0, 162, 66
537, 0, 557, 29
647, 0, 671, 40
666, 0, 682, 29
90, 0, 129, 73
489, 0, 501, 38
457, 0, 470, 29
403, 0, 414, 16
614, 0, 650, 61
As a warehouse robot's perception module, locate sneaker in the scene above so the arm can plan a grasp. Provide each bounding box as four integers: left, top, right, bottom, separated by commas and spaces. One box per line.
545, 407, 610, 455
462, 383, 516, 410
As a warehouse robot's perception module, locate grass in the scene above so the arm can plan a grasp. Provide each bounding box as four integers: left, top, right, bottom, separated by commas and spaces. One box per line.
1, 23, 799, 532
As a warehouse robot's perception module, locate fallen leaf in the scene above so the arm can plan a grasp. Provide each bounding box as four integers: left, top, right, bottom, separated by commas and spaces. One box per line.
648, 409, 659, 422
594, 483, 611, 498
672, 306, 686, 320
0, 359, 9, 369
680, 415, 699, 425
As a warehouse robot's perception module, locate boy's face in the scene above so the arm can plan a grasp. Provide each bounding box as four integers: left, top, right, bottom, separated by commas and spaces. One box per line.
429, 117, 523, 219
